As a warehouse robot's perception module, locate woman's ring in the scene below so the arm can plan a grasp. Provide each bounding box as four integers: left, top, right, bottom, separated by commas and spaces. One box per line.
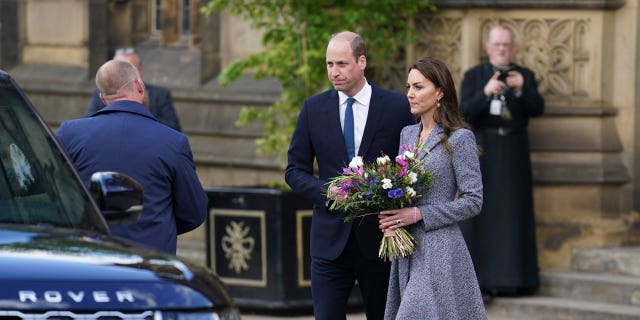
396, 219, 401, 225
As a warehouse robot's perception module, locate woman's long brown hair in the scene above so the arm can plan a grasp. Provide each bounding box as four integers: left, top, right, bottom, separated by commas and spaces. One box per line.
410, 57, 471, 154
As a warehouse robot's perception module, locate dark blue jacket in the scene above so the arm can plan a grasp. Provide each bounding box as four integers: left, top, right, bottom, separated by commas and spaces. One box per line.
56, 100, 207, 254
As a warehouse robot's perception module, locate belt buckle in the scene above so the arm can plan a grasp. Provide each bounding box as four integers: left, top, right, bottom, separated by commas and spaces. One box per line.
498, 127, 508, 136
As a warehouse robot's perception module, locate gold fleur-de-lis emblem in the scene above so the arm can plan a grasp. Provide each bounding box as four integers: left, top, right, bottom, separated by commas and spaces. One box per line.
221, 221, 255, 273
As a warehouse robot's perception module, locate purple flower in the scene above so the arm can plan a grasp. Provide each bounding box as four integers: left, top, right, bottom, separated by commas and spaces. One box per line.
398, 166, 407, 177
387, 188, 404, 199
395, 155, 408, 167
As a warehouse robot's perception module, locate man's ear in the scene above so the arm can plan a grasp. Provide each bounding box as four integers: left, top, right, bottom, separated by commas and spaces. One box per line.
358, 55, 367, 71
135, 78, 145, 94
99, 92, 108, 106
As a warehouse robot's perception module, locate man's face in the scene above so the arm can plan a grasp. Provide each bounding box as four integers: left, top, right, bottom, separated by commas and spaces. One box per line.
486, 28, 515, 67
114, 54, 143, 76
326, 38, 366, 97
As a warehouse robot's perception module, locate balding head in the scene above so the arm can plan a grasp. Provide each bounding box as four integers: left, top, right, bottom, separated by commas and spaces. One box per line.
95, 59, 146, 106
329, 31, 366, 62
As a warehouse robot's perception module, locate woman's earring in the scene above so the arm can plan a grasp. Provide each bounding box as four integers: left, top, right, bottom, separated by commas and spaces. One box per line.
436, 99, 441, 108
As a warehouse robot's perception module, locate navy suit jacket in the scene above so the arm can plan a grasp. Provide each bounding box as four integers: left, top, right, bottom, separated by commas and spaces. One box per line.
56, 100, 207, 254
285, 84, 415, 260
86, 83, 182, 132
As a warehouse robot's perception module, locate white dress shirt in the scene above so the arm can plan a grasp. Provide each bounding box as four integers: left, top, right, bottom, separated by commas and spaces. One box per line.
339, 81, 372, 157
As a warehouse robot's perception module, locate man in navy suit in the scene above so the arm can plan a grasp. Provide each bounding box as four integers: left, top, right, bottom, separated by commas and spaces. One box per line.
285, 31, 415, 320
56, 59, 207, 254
85, 48, 182, 132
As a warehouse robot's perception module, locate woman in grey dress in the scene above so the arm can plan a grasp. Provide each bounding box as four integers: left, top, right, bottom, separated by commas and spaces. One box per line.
378, 57, 486, 319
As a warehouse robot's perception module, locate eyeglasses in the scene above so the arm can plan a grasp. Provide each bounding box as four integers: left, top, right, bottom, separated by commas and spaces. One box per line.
114, 47, 135, 55
489, 42, 512, 48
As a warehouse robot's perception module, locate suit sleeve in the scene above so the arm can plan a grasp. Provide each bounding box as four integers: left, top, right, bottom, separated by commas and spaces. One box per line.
154, 89, 182, 132
460, 69, 490, 123
85, 89, 105, 117
420, 130, 483, 230
172, 137, 208, 234
517, 69, 545, 118
285, 102, 327, 207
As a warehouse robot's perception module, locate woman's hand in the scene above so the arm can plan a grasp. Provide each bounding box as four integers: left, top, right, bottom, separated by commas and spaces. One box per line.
378, 207, 422, 236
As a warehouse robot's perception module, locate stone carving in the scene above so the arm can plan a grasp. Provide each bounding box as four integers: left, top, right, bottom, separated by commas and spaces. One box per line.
221, 220, 255, 274
414, 16, 463, 86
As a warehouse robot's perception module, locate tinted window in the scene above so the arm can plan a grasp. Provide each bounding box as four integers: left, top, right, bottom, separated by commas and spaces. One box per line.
0, 77, 107, 233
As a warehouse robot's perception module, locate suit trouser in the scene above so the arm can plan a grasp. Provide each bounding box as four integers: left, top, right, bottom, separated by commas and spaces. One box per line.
310, 231, 391, 320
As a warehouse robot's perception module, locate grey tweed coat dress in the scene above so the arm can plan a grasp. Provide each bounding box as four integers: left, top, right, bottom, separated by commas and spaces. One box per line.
384, 123, 487, 320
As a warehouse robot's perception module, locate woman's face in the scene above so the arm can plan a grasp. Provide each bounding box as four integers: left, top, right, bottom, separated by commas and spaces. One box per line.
406, 69, 442, 118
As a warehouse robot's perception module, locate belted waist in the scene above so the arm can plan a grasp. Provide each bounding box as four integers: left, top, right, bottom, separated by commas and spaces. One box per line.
479, 126, 524, 136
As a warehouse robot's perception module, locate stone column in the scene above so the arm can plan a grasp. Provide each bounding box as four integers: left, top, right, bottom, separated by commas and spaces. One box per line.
0, 0, 21, 69
107, 0, 132, 51
88, 0, 108, 78
130, 0, 150, 43
199, 2, 220, 83
161, 0, 179, 45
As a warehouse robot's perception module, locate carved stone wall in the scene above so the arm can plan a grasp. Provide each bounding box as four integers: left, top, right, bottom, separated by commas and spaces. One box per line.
412, 16, 463, 87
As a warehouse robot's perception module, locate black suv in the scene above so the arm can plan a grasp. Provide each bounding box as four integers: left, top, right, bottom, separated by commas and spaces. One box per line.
0, 70, 241, 320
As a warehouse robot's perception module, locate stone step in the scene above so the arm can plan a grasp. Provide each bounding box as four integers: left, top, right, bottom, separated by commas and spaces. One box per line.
572, 246, 640, 277
486, 296, 640, 320
539, 271, 640, 306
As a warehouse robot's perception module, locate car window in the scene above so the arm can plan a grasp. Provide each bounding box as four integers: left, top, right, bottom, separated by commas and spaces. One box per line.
0, 77, 107, 233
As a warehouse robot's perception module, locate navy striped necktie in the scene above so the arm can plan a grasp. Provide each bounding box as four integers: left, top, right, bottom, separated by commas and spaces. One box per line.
344, 97, 356, 159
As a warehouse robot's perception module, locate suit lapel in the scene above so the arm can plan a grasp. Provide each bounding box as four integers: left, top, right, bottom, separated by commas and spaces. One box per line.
359, 85, 383, 158
323, 90, 349, 159
424, 124, 444, 153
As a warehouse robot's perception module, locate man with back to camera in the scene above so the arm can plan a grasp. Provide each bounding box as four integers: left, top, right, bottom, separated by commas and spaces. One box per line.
285, 31, 415, 320
56, 59, 207, 254
86, 47, 182, 132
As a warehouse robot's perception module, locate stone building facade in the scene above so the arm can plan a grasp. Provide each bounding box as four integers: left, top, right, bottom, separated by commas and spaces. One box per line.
0, 0, 639, 272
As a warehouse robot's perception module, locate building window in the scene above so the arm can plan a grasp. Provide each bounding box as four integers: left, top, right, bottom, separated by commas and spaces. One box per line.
153, 0, 162, 34
182, 0, 191, 35
152, 0, 191, 36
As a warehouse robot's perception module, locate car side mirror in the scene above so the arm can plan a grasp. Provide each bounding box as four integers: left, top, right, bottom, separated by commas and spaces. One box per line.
90, 172, 143, 223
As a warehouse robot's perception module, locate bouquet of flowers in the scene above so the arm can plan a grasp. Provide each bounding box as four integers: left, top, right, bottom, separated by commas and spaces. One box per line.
326, 143, 432, 261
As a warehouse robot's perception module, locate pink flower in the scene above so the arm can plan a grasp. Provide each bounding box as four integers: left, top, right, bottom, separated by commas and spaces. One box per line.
395, 155, 408, 167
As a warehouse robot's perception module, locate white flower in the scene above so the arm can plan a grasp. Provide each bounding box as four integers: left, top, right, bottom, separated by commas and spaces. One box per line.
408, 172, 418, 184
377, 155, 390, 165
404, 150, 415, 159
406, 186, 416, 197
382, 178, 393, 189
349, 156, 364, 168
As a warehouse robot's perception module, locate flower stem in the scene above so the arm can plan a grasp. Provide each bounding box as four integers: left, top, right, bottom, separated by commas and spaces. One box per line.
378, 227, 416, 261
